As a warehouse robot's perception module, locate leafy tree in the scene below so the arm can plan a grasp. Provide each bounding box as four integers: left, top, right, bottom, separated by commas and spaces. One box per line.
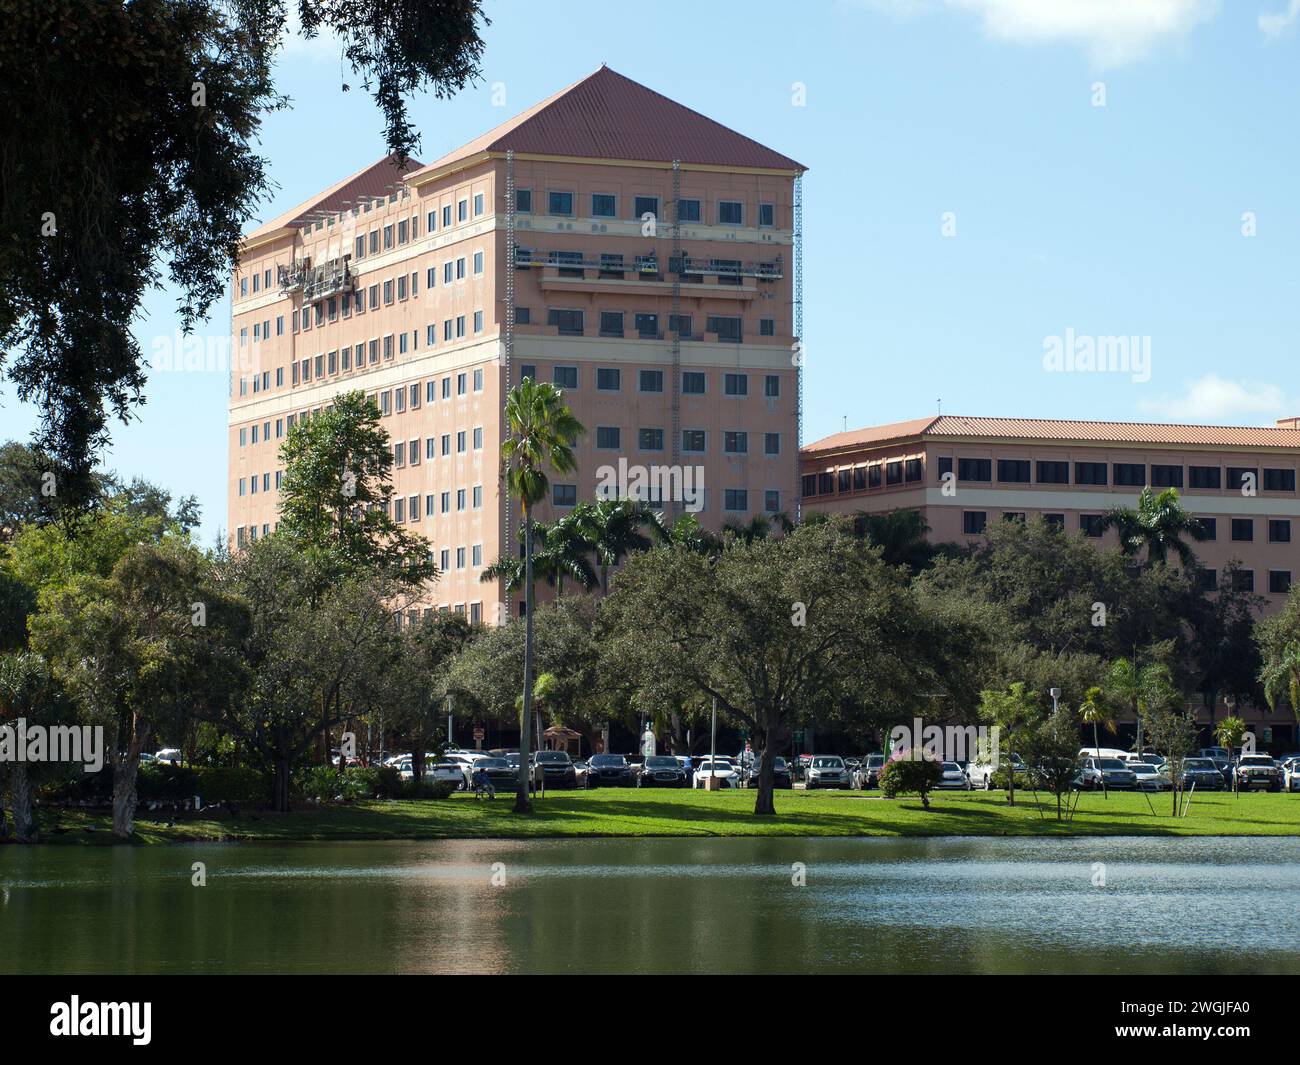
584, 498, 665, 591
1098, 487, 1209, 567
0, 651, 54, 842
977, 682, 1042, 807
1136, 669, 1196, 816
1, 1, 488, 495
878, 751, 943, 808
385, 611, 474, 782
1214, 716, 1248, 762
600, 522, 977, 816
1024, 706, 1083, 820
499, 379, 583, 812
31, 537, 240, 837
851, 509, 934, 572
1257, 586, 1300, 733
277, 390, 433, 587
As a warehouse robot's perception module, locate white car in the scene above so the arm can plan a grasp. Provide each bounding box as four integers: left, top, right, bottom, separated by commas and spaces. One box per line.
1128, 760, 1172, 792
804, 755, 851, 790
428, 762, 471, 789
1282, 759, 1300, 793
935, 761, 971, 789
154, 748, 183, 766
693, 757, 739, 788
966, 751, 1026, 789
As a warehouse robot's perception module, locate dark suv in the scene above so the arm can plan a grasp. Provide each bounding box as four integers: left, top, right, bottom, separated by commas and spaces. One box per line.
532, 750, 577, 788
588, 753, 634, 787
636, 755, 687, 788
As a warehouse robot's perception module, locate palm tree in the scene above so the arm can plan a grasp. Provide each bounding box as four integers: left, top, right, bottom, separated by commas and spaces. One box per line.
584, 498, 666, 592
1098, 486, 1208, 567
1078, 686, 1117, 798
721, 514, 772, 544
664, 513, 723, 555
1260, 639, 1300, 731
500, 379, 583, 813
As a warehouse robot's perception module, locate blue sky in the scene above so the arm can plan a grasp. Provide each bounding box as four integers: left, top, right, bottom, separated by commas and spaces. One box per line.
4, 0, 1298, 545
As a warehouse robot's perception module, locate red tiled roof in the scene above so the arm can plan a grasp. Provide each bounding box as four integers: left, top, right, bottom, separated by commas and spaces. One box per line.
408, 66, 805, 180
244, 153, 423, 244
805, 416, 1300, 454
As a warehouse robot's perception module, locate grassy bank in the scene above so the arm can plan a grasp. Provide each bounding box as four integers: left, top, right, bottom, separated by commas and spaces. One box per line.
22, 786, 1300, 844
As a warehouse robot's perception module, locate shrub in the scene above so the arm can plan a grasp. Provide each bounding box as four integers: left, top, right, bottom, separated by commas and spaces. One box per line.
295, 765, 405, 803
400, 778, 455, 800
192, 766, 271, 804
137, 762, 198, 801
878, 752, 944, 808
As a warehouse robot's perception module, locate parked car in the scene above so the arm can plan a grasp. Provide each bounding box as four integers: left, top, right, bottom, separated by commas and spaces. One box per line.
637, 755, 688, 788
474, 757, 518, 789
804, 755, 851, 790
693, 757, 740, 789
854, 753, 886, 790
427, 762, 471, 789
531, 750, 578, 788
587, 753, 635, 786
1233, 755, 1283, 792
1076, 756, 1138, 791
743, 756, 792, 789
154, 748, 183, 766
1179, 757, 1227, 790
935, 761, 971, 790
1127, 760, 1172, 792
1282, 758, 1300, 793
1197, 747, 1233, 780
675, 755, 694, 785
966, 751, 1027, 790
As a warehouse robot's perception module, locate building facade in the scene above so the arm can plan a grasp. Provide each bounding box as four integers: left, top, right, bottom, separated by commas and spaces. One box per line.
228, 67, 805, 621
802, 415, 1300, 742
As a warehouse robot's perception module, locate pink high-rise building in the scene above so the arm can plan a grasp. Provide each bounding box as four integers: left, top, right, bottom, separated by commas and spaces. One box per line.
229, 67, 805, 621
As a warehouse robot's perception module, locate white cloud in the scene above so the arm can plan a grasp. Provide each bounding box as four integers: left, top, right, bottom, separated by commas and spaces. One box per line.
858, 0, 1220, 66
1259, 0, 1300, 38
1137, 374, 1290, 423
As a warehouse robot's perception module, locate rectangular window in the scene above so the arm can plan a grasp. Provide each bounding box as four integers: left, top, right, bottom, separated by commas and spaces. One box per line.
765, 433, 780, 456
678, 198, 701, 222
548, 308, 584, 336
553, 365, 578, 389
597, 367, 621, 391
1231, 518, 1254, 542
1113, 463, 1146, 487
958, 458, 992, 482
548, 191, 573, 216
707, 316, 742, 342
682, 429, 706, 453
765, 489, 780, 513
553, 484, 577, 507
591, 193, 616, 217
886, 461, 903, 485
758, 203, 775, 227
1264, 468, 1296, 492
1080, 514, 1105, 537
634, 195, 659, 219
1197, 517, 1217, 540
1151, 464, 1183, 488
516, 189, 532, 213
635, 313, 659, 338
457, 199, 468, 222
442, 205, 452, 228
473, 192, 484, 216
1270, 570, 1292, 594
963, 511, 987, 535
724, 431, 748, 454
724, 373, 748, 397
997, 459, 1031, 483
1269, 519, 1291, 543
596, 426, 621, 449
1234, 570, 1255, 593
682, 371, 706, 395
1189, 465, 1221, 489
718, 200, 743, 225
599, 311, 624, 337
1075, 462, 1108, 486
640, 369, 663, 393
1227, 467, 1258, 492
639, 427, 664, 451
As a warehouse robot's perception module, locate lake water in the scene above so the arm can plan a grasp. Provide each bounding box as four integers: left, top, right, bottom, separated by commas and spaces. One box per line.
2, 836, 1298, 974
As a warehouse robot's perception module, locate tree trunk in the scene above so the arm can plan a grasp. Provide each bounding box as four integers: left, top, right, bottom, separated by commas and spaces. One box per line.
515, 507, 535, 814
753, 748, 776, 815
273, 756, 291, 813
1006, 740, 1016, 807
10, 762, 37, 843
111, 754, 140, 840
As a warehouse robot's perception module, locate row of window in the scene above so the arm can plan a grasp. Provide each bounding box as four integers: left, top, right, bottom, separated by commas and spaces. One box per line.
349, 195, 487, 264
942, 458, 1298, 492
519, 364, 781, 398
515, 189, 777, 228
587, 426, 782, 456
803, 458, 924, 497
397, 602, 485, 627
961, 510, 1294, 544
529, 308, 756, 343
392, 430, 485, 463
548, 484, 781, 514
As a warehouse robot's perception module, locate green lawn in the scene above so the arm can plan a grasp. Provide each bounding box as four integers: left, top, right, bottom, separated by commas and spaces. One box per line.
27, 785, 1300, 844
